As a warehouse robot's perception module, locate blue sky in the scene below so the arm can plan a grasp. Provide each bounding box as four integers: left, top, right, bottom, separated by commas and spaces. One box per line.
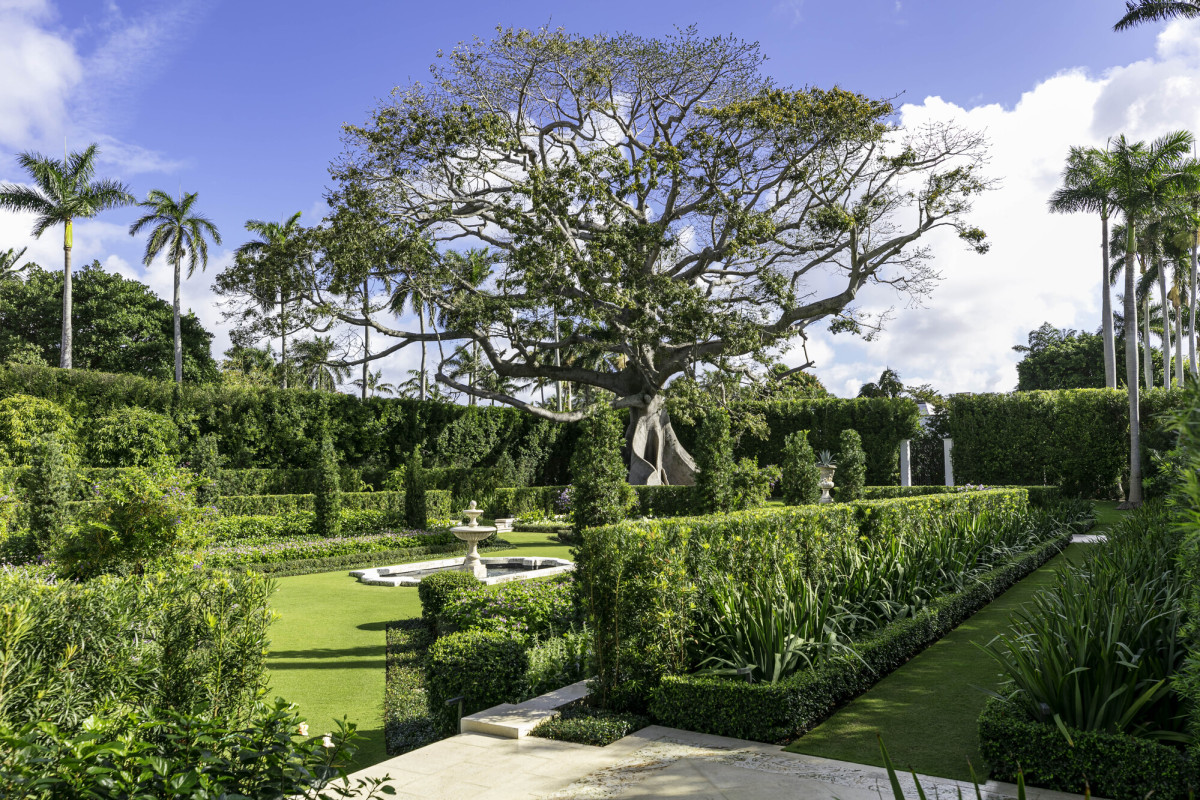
0, 0, 1190, 396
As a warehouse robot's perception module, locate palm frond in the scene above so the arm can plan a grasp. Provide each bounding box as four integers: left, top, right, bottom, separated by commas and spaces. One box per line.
1115, 0, 1200, 30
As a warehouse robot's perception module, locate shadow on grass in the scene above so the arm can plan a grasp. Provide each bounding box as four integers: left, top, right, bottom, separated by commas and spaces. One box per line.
269, 644, 387, 660
268, 659, 387, 671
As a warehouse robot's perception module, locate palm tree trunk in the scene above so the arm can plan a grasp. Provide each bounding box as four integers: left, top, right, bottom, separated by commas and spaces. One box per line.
1159, 260, 1171, 390
1142, 291, 1154, 388
61, 220, 73, 369
418, 308, 427, 402
362, 280, 369, 401
173, 255, 183, 385
1175, 294, 1184, 386
1191, 242, 1198, 377
1124, 233, 1143, 506
1102, 214, 1117, 388
280, 295, 288, 390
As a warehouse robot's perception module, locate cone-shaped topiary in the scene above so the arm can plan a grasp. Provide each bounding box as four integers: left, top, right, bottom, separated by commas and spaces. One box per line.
404, 446, 427, 530
780, 429, 821, 505
312, 420, 342, 538
570, 410, 630, 538
23, 434, 72, 551
696, 409, 736, 513
837, 428, 867, 502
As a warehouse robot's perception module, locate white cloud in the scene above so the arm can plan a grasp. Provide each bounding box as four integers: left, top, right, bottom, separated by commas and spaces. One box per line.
0, 0, 80, 148
807, 19, 1200, 396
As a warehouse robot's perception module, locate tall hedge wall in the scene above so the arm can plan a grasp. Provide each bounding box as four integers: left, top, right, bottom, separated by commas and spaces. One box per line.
946, 388, 1184, 496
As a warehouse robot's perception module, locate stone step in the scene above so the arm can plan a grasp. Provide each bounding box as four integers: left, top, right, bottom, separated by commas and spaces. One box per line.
459, 679, 590, 739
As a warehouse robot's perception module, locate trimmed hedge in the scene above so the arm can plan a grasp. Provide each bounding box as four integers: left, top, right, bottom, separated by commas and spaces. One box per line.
212, 466, 381, 495
426, 629, 529, 734
978, 697, 1197, 800
383, 619, 440, 756
235, 538, 513, 579
212, 490, 453, 520
946, 389, 1185, 497
418, 569, 481, 629
491, 486, 564, 518
531, 702, 650, 746
649, 530, 1069, 741
634, 485, 700, 517
577, 488, 1030, 711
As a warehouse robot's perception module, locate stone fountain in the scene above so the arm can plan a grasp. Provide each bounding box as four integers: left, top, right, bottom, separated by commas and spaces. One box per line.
451, 501, 495, 579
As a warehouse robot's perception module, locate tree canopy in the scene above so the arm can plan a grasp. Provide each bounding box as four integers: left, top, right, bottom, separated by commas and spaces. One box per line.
301, 27, 990, 483
0, 261, 218, 383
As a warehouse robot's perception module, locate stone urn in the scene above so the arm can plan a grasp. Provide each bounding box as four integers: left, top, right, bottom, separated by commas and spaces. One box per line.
451, 501, 496, 579
817, 451, 837, 504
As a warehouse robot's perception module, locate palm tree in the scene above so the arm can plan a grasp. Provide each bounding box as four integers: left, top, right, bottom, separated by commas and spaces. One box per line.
1050, 145, 1118, 388
1115, 1, 1200, 29
291, 336, 349, 392
0, 145, 133, 368
0, 247, 29, 283
390, 278, 435, 401
1102, 131, 1200, 506
352, 368, 396, 397
235, 212, 305, 389
128, 190, 222, 385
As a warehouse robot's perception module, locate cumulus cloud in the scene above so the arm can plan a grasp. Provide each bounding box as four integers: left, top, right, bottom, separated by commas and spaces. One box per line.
805, 19, 1200, 396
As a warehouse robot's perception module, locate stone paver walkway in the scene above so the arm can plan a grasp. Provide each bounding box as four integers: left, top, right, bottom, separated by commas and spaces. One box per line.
346, 725, 1097, 800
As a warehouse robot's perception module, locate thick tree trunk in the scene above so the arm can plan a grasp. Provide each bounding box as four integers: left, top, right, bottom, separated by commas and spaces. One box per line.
173, 257, 183, 385
1101, 216, 1116, 388
1159, 261, 1171, 390
624, 394, 697, 485
1124, 238, 1143, 507
61, 220, 72, 369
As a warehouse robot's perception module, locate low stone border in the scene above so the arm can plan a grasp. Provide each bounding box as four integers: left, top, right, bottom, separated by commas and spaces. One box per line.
350, 556, 574, 587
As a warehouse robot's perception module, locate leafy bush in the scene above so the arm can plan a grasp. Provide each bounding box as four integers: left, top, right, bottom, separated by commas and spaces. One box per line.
633, 485, 700, 517
728, 458, 779, 510
312, 425, 342, 538
0, 565, 275, 732
570, 411, 631, 537
55, 466, 210, 578
525, 628, 592, 698
836, 428, 866, 502
404, 448, 427, 530
418, 569, 481, 628
190, 433, 222, 507
491, 486, 562, 518
425, 629, 530, 733
21, 434, 73, 554
780, 430, 820, 505
383, 619, 439, 756
440, 577, 579, 638
84, 406, 179, 467
0, 393, 75, 466
215, 466, 376, 496
0, 699, 388, 800
695, 409, 736, 513
531, 702, 649, 746
985, 501, 1186, 741
203, 531, 460, 568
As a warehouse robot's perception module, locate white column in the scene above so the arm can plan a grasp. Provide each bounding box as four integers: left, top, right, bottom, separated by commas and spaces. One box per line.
943, 438, 954, 487
899, 439, 912, 487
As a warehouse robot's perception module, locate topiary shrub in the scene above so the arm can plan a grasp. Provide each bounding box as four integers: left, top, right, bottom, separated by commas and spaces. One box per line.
84, 407, 178, 467
0, 394, 75, 466
404, 447, 427, 530
570, 411, 631, 538
695, 409, 736, 513
836, 428, 867, 502
531, 702, 649, 746
417, 569, 481, 629
190, 433, 222, 507
729, 459, 780, 510
780, 430, 820, 505
21, 434, 73, 554
426, 629, 530, 734
312, 423, 342, 539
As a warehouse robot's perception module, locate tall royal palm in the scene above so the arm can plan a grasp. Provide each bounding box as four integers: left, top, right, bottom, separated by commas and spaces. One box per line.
1115, 1, 1200, 29
1103, 132, 1200, 506
0, 145, 133, 368
236, 212, 304, 389
129, 190, 222, 385
1050, 145, 1119, 388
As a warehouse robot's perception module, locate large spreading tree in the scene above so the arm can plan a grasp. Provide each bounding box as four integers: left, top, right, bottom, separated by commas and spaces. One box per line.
313, 28, 991, 484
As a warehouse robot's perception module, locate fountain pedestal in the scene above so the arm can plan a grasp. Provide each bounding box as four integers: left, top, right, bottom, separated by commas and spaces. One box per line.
451, 501, 496, 580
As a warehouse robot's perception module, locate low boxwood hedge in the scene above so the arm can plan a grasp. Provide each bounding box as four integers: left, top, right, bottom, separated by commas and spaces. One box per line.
425, 629, 529, 734
647, 529, 1069, 742
213, 489, 453, 520
978, 696, 1198, 800
531, 702, 650, 746
383, 619, 440, 756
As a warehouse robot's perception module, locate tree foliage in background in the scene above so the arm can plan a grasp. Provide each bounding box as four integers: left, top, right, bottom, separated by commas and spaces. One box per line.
318, 26, 990, 484
403, 447, 427, 529
0, 263, 219, 383
1013, 323, 1107, 391
695, 409, 737, 513
84, 407, 179, 467
780, 430, 821, 505
569, 410, 630, 538
0, 393, 75, 466
836, 428, 867, 501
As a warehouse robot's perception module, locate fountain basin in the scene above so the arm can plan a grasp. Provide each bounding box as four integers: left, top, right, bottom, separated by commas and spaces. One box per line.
350, 556, 573, 587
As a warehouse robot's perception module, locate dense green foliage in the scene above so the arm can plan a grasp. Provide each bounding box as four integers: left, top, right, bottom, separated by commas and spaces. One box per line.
84, 406, 179, 467
835, 429, 866, 502
780, 430, 820, 505
576, 488, 1032, 711
383, 620, 439, 756
403, 448, 427, 530
531, 703, 650, 746
439, 577, 578, 638
1167, 383, 1200, 746
426, 629, 530, 733
695, 409, 737, 513
569, 411, 631, 537
417, 570, 480, 629
651, 529, 1075, 741
191, 433, 222, 506
0, 263, 220, 383
946, 388, 1184, 496
20, 435, 72, 555
312, 423, 342, 539
0, 394, 75, 466
1013, 324, 1108, 391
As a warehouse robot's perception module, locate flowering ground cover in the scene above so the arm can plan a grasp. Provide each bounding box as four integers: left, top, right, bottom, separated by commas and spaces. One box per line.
265, 531, 574, 768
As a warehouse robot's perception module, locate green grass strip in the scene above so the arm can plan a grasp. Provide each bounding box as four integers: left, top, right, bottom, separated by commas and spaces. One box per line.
784, 502, 1121, 781
264, 531, 574, 768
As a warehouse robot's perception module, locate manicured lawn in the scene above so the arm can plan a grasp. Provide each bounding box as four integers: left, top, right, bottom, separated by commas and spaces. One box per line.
264, 532, 574, 767
784, 502, 1122, 780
